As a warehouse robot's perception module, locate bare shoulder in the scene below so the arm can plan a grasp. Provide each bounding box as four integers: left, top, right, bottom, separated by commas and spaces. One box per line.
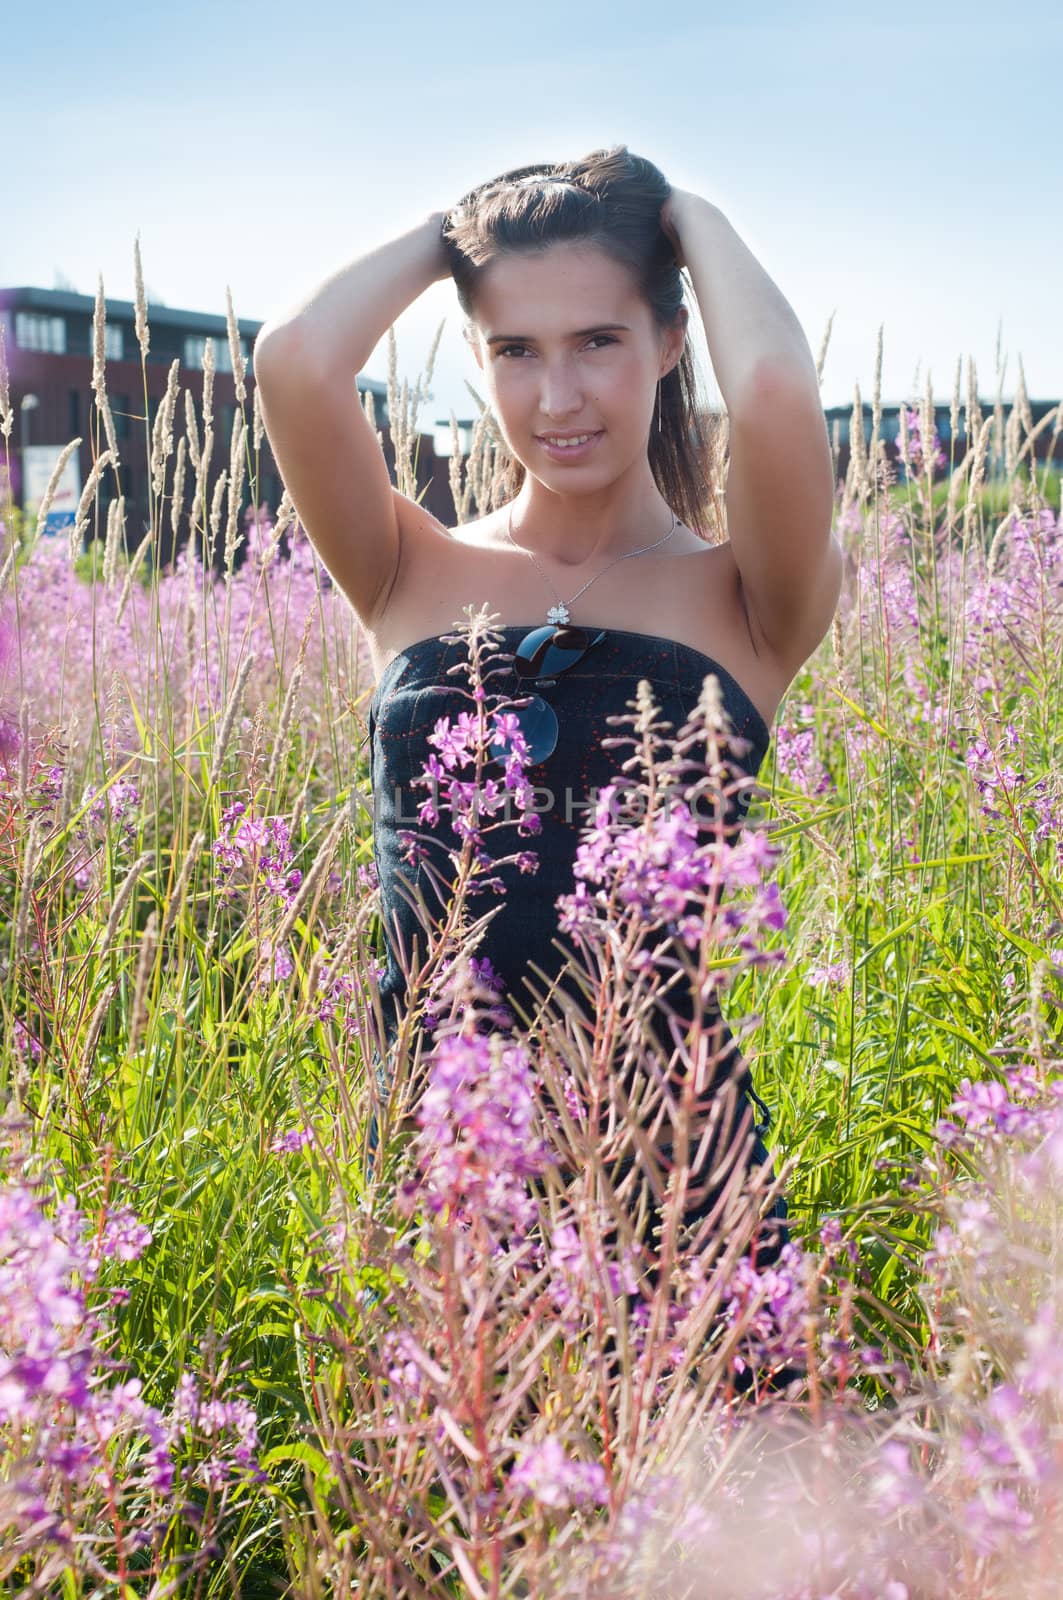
361, 496, 464, 667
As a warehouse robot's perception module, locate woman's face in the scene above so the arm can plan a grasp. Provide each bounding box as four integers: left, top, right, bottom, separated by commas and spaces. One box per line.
468, 241, 687, 481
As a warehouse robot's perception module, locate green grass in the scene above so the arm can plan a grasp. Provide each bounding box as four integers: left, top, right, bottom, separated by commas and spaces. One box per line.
2, 320, 1061, 1591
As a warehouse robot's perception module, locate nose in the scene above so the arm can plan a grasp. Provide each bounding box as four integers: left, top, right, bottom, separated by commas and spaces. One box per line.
538, 358, 584, 420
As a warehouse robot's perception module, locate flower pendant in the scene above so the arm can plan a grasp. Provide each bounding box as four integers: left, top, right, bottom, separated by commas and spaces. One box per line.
546, 602, 570, 625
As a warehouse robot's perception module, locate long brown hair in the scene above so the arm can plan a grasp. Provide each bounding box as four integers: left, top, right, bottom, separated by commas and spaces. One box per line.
441, 144, 724, 539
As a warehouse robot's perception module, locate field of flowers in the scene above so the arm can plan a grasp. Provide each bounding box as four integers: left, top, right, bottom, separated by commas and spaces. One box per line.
2, 271, 1063, 1598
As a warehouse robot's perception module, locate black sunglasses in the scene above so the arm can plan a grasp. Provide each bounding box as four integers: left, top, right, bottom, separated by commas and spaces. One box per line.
488, 623, 607, 767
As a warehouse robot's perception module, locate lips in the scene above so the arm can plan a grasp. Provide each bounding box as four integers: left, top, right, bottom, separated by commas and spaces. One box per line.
536, 431, 601, 444
536, 430, 604, 461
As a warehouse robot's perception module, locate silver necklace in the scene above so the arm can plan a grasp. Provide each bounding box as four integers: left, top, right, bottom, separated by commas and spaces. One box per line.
503, 502, 679, 626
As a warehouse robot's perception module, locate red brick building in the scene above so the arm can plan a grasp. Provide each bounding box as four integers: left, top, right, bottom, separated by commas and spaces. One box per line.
0, 285, 457, 566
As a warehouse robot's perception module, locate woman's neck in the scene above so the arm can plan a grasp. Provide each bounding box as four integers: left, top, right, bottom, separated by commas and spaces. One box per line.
505, 472, 675, 567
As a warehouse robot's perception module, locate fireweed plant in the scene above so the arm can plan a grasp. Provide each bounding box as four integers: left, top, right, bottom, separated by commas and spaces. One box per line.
0, 1115, 263, 1590
0, 247, 1062, 1593
560, 1055, 1063, 1600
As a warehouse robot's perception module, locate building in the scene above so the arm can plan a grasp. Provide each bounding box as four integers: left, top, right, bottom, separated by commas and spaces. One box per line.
440, 399, 1062, 500
824, 397, 1061, 481
0, 285, 457, 565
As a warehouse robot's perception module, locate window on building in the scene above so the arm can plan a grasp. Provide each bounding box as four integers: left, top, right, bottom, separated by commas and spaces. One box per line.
16, 311, 66, 353
183, 333, 249, 373
69, 389, 80, 437
113, 394, 132, 440
105, 324, 124, 361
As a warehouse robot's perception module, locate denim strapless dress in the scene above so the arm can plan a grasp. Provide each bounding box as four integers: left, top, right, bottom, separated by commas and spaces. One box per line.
363, 624, 792, 1282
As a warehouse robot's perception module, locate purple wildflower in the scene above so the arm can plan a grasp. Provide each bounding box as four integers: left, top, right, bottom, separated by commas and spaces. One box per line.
257, 937, 295, 986
96, 1205, 153, 1263
398, 1028, 554, 1241
269, 1127, 313, 1155
170, 1370, 262, 1486
507, 1434, 610, 1511
896, 402, 946, 477
212, 800, 303, 908
720, 1239, 810, 1379
808, 957, 850, 988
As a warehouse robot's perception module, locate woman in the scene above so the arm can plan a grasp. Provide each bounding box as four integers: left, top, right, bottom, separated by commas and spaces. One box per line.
254, 146, 840, 1379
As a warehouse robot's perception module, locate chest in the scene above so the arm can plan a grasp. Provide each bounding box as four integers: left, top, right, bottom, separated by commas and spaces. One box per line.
364, 532, 786, 734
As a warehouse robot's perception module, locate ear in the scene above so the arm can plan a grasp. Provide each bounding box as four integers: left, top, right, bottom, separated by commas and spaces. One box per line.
660, 306, 688, 380
464, 322, 484, 371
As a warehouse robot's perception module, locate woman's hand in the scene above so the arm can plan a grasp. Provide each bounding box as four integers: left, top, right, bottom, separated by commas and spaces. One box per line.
660, 186, 714, 270
428, 208, 455, 281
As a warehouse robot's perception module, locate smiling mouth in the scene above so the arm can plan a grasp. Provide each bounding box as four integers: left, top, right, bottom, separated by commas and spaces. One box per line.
537, 431, 603, 449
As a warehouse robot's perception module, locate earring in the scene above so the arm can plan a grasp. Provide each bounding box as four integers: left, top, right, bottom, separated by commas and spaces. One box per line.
657, 377, 663, 432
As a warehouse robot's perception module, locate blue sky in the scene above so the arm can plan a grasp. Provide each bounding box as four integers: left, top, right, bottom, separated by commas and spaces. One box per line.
9, 1, 1060, 444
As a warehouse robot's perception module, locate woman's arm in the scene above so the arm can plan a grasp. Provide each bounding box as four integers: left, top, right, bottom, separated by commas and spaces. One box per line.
661, 189, 822, 412
662, 188, 840, 667
256, 210, 451, 375
252, 212, 452, 629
